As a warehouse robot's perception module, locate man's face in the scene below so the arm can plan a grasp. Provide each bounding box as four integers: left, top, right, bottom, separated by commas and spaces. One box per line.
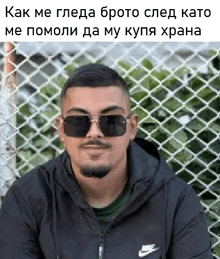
56, 86, 139, 179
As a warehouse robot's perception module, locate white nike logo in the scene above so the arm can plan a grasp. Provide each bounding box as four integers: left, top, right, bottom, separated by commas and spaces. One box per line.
138, 244, 159, 258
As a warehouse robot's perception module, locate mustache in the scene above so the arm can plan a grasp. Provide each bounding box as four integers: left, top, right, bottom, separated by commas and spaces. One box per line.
80, 140, 111, 148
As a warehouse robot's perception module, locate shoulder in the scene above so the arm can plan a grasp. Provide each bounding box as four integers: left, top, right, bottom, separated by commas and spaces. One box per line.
168, 172, 200, 209
16, 151, 66, 186
158, 159, 199, 202
165, 171, 206, 234
1, 152, 67, 210
156, 159, 204, 221
0, 152, 68, 230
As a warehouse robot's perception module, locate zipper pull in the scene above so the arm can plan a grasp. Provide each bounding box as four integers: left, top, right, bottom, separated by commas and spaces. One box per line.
99, 243, 104, 259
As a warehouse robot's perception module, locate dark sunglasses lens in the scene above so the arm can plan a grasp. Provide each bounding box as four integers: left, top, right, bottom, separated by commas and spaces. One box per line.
64, 116, 90, 137
100, 115, 126, 136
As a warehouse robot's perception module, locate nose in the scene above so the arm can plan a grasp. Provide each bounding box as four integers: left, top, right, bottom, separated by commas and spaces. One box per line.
86, 119, 104, 138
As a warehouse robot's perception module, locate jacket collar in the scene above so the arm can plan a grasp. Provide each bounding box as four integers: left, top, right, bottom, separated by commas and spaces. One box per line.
58, 138, 160, 187
52, 138, 172, 209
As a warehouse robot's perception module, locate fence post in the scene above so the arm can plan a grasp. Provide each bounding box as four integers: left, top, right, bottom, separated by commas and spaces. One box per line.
0, 42, 17, 206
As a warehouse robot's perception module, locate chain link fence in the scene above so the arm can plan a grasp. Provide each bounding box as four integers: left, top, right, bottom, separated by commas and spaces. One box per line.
0, 41, 220, 257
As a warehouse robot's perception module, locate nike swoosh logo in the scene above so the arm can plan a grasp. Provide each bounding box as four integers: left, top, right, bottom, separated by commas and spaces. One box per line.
138, 247, 159, 258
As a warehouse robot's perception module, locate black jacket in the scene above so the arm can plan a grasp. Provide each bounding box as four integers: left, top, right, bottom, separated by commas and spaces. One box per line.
0, 138, 213, 258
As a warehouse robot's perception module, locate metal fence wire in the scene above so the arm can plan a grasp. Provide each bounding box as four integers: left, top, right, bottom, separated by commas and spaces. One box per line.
0, 42, 220, 258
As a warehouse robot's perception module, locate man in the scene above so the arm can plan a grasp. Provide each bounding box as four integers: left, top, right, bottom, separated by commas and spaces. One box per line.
0, 64, 213, 258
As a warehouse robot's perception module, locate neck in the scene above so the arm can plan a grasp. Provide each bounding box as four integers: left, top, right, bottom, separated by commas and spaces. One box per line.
71, 156, 128, 208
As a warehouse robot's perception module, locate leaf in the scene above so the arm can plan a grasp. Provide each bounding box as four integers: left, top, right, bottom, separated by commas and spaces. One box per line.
174, 129, 188, 144
163, 97, 182, 112
142, 59, 154, 71
118, 61, 132, 71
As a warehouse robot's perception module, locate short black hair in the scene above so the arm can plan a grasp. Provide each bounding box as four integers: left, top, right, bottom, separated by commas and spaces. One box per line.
61, 63, 130, 100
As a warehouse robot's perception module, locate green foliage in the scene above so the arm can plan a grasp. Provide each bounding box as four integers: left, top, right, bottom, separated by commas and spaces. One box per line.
17, 66, 71, 174
123, 58, 219, 173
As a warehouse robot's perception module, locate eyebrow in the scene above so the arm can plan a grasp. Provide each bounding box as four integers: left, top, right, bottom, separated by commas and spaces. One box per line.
66, 105, 125, 115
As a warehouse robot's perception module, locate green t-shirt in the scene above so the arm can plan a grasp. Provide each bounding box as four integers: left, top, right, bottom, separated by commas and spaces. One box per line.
93, 182, 131, 233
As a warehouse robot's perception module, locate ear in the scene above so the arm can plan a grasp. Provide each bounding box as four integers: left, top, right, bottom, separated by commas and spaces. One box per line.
55, 116, 65, 143
129, 112, 139, 140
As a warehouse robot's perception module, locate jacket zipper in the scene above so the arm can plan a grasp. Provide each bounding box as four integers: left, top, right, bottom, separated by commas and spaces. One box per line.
99, 243, 104, 259
97, 204, 133, 259
99, 234, 104, 259
97, 213, 128, 259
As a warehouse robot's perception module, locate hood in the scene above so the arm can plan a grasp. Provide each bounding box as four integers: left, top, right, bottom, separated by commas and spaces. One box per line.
116, 137, 176, 215
129, 137, 175, 186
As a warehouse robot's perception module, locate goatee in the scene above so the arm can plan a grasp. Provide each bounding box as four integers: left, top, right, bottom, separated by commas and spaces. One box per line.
80, 165, 111, 179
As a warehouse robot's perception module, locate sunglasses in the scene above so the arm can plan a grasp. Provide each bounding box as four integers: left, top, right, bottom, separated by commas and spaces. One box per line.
62, 113, 132, 137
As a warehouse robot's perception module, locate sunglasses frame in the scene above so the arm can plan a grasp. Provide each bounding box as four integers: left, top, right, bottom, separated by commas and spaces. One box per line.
61, 113, 132, 137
